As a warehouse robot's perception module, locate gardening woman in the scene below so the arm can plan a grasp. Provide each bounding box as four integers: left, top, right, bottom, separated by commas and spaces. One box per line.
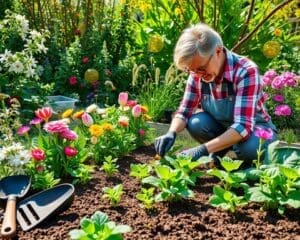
155, 23, 277, 168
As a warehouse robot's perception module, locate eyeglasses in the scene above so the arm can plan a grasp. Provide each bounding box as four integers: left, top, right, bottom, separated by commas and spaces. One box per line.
185, 54, 214, 75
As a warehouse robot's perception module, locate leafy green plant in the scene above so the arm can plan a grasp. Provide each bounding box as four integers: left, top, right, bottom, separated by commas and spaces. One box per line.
69, 210, 131, 240
142, 164, 194, 202
102, 184, 124, 207
129, 163, 152, 180
207, 156, 249, 212
136, 187, 155, 210
247, 164, 300, 214
101, 156, 119, 177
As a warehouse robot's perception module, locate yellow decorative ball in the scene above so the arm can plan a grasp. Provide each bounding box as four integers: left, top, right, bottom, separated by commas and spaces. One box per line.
262, 41, 281, 58
148, 34, 164, 53
84, 69, 99, 83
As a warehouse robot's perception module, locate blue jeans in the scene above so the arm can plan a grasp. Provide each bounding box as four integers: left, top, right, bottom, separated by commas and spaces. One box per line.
186, 112, 277, 167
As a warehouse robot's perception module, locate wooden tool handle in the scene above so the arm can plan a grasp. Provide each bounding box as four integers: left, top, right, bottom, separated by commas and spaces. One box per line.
1, 196, 17, 238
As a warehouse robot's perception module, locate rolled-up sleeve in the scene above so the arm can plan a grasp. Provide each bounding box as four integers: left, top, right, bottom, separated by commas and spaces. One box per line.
230, 65, 261, 139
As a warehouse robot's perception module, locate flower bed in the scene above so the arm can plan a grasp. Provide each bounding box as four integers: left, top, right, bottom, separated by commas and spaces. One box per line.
7, 145, 299, 240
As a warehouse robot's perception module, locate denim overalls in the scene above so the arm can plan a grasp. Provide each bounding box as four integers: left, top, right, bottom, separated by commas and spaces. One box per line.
186, 80, 277, 166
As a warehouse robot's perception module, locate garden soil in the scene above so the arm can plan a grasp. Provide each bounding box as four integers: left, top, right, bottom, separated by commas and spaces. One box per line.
1, 145, 300, 240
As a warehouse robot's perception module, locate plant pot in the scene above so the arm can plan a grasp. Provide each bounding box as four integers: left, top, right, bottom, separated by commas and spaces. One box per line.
46, 95, 78, 113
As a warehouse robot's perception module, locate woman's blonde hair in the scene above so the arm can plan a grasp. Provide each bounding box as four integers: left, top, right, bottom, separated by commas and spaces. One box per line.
174, 23, 223, 70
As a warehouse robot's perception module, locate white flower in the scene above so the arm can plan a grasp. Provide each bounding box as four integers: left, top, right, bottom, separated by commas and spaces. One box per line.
36, 43, 48, 53
96, 108, 107, 115
0, 49, 12, 63
30, 30, 41, 40
7, 150, 31, 167
8, 60, 24, 74
86, 104, 98, 113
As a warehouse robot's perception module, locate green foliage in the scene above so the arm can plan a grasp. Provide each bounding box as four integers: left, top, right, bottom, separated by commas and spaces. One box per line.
136, 187, 155, 210
130, 163, 152, 180
101, 156, 119, 177
69, 211, 131, 240
102, 184, 124, 207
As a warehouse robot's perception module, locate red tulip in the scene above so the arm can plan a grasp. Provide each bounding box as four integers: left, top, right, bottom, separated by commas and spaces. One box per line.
64, 146, 78, 157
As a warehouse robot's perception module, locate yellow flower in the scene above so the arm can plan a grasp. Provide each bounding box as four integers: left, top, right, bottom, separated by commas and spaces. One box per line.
141, 105, 148, 113
148, 35, 164, 53
273, 28, 282, 37
101, 123, 114, 132
262, 41, 281, 58
73, 110, 84, 119
62, 109, 73, 118
143, 114, 152, 121
295, 9, 300, 18
174, 7, 183, 16
89, 124, 104, 137
91, 136, 98, 145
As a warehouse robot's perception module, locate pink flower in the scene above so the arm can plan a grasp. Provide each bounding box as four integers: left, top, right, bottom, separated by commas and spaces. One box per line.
282, 72, 297, 87
82, 57, 89, 64
118, 116, 129, 127
31, 149, 45, 161
263, 69, 277, 80
132, 104, 142, 118
274, 104, 292, 116
64, 146, 78, 157
138, 129, 145, 136
69, 76, 78, 85
254, 127, 273, 140
118, 92, 128, 107
82, 112, 94, 126
60, 130, 78, 141
273, 94, 284, 103
35, 107, 53, 122
262, 76, 272, 86
17, 125, 31, 135
127, 100, 137, 107
271, 76, 285, 90
36, 165, 44, 173
44, 120, 69, 133
30, 117, 43, 125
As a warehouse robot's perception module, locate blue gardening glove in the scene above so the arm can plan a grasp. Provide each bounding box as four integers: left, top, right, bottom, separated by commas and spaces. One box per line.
155, 131, 176, 157
178, 144, 209, 161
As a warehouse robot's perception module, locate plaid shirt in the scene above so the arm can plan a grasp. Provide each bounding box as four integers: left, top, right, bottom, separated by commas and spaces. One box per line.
175, 48, 270, 139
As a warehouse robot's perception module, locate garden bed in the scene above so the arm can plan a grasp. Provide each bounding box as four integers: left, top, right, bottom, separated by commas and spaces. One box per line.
3, 145, 300, 240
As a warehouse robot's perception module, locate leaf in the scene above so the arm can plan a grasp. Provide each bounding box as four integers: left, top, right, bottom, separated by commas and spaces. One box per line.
155, 165, 172, 180
68, 229, 87, 240
223, 191, 233, 201
207, 169, 227, 180
245, 167, 262, 181
279, 166, 299, 180
220, 157, 243, 172
280, 190, 300, 209
248, 187, 273, 202
111, 225, 132, 234
80, 219, 95, 234
91, 211, 109, 227
142, 176, 160, 188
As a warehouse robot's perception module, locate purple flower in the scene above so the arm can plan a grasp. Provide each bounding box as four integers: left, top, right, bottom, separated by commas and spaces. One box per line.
271, 76, 285, 90
274, 104, 292, 116
273, 94, 284, 103
17, 125, 31, 135
254, 127, 273, 140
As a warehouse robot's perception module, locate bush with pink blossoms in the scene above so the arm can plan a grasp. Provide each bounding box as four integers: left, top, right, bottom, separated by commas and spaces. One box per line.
19, 107, 93, 189
262, 69, 300, 129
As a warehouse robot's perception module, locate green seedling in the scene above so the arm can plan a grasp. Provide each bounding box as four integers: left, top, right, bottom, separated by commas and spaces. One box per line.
142, 164, 194, 202
101, 156, 119, 177
69, 210, 131, 240
136, 187, 155, 209
102, 184, 124, 206
130, 163, 152, 180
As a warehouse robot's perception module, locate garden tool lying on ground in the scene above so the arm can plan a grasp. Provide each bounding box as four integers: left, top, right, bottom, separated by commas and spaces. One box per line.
16, 183, 74, 231
0, 175, 31, 238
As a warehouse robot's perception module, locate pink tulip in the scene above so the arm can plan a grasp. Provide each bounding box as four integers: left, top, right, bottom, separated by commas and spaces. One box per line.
82, 112, 94, 126
17, 125, 31, 135
118, 92, 128, 106
127, 100, 137, 107
44, 120, 69, 133
60, 130, 78, 141
35, 107, 53, 122
254, 127, 273, 140
132, 104, 142, 118
138, 129, 145, 136
31, 149, 45, 161
64, 146, 78, 157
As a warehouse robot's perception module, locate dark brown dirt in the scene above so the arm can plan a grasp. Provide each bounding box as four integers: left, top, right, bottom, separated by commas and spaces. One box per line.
1, 145, 300, 240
